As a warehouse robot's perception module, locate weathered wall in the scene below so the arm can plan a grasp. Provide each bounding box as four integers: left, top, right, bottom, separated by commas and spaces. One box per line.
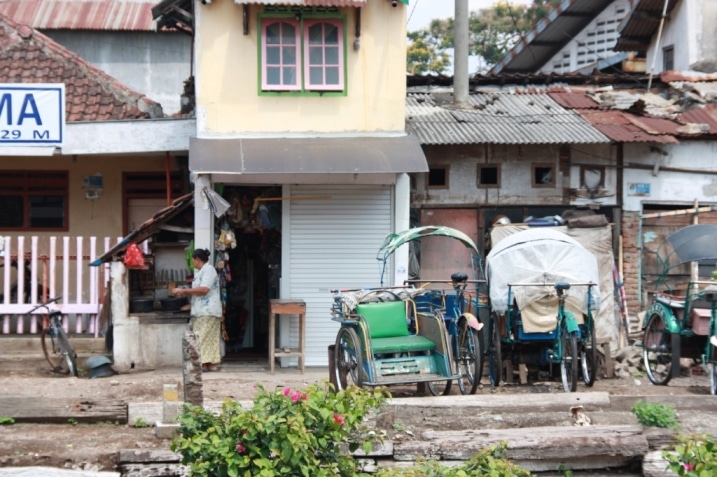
194, 0, 407, 134
412, 143, 617, 208
1, 153, 181, 239
45, 31, 192, 115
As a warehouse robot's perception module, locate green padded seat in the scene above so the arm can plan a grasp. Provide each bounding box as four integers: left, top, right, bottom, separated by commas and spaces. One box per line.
355, 301, 436, 354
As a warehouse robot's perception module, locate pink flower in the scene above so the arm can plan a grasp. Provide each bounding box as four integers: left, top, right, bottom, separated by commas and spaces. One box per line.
282, 387, 291, 396
683, 463, 694, 471
301, 393, 308, 400
235, 443, 246, 454
333, 413, 344, 425
291, 391, 301, 402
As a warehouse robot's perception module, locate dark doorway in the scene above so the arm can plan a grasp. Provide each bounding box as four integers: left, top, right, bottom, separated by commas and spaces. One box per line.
218, 185, 282, 361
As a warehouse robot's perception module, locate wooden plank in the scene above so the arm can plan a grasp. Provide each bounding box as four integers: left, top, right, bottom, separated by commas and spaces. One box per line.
1, 398, 127, 424
394, 425, 649, 466
385, 391, 611, 412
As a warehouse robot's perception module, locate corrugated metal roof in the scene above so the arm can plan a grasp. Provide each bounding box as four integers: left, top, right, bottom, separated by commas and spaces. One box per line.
576, 109, 679, 143
548, 91, 600, 109
679, 104, 717, 135
91, 193, 194, 266
614, 0, 679, 52
406, 92, 610, 145
0, 0, 157, 31
490, 0, 614, 74
234, 0, 366, 5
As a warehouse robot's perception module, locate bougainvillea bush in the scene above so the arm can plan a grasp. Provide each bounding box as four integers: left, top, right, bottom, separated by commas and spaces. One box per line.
171, 383, 388, 477
663, 433, 717, 476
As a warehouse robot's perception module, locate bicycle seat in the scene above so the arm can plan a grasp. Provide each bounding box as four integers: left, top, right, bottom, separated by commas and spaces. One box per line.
554, 282, 571, 291
451, 272, 468, 284
49, 311, 62, 317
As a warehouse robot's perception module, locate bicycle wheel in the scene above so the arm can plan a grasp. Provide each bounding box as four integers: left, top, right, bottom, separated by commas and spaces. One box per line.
642, 313, 673, 386
580, 317, 597, 387
488, 312, 503, 387
42, 325, 77, 376
456, 320, 483, 394
333, 327, 363, 390
560, 326, 578, 393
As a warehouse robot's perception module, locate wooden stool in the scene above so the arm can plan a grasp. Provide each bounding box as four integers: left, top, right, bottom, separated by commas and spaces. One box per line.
269, 299, 306, 374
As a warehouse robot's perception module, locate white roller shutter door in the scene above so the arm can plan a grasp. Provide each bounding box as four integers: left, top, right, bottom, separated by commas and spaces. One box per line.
285, 184, 392, 366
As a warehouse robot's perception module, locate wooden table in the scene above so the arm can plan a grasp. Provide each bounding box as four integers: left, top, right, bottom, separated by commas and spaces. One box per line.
268, 299, 306, 374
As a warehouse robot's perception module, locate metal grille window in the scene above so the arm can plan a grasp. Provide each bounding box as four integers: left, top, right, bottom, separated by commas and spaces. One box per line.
0, 171, 68, 230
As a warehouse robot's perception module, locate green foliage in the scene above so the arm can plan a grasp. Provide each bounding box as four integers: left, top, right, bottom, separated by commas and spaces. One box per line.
406, 0, 562, 74
67, 418, 78, 426
0, 417, 15, 425
407, 30, 451, 75
663, 434, 717, 476
132, 417, 151, 428
171, 382, 388, 477
631, 400, 679, 429
374, 442, 530, 477
558, 464, 574, 477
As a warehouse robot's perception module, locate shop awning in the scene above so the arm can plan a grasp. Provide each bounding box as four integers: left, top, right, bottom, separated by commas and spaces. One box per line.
90, 193, 194, 266
189, 135, 428, 175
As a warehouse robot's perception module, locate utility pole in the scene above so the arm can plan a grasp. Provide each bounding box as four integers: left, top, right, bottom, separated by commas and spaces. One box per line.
454, 0, 469, 106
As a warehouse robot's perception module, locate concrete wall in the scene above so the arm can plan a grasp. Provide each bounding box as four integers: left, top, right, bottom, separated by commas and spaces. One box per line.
412, 143, 618, 208
644, 0, 717, 72
45, 31, 192, 116
622, 141, 717, 212
194, 0, 407, 134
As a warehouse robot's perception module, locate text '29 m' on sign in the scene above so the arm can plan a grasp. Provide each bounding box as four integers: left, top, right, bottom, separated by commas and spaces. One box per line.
0, 83, 65, 146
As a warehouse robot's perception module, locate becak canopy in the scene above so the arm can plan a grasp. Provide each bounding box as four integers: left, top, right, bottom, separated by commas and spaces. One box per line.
486, 228, 601, 315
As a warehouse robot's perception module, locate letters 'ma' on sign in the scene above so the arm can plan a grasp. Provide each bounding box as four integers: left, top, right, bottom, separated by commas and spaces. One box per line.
0, 83, 65, 146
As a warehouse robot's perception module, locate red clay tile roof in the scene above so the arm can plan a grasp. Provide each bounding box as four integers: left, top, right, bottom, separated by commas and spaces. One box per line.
0, 13, 163, 121
0, 0, 158, 31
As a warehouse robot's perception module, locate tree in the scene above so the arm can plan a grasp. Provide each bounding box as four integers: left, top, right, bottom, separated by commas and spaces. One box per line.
407, 28, 451, 75
406, 0, 561, 75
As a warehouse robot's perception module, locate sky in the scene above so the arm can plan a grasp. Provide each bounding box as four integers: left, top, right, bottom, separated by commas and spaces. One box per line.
407, 0, 529, 31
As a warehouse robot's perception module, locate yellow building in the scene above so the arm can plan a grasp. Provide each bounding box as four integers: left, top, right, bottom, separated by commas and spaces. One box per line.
154, 0, 426, 366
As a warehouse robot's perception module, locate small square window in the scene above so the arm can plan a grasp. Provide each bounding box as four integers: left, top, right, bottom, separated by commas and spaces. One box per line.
532, 163, 555, 188
663, 45, 674, 71
427, 166, 449, 189
581, 166, 605, 190
477, 165, 500, 188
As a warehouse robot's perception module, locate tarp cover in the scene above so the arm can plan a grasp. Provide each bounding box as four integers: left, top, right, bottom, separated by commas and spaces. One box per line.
664, 224, 717, 266
489, 225, 617, 347
486, 228, 601, 318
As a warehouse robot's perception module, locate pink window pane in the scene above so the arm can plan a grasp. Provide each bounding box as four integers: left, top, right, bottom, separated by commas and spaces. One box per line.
304, 20, 343, 91
262, 19, 300, 90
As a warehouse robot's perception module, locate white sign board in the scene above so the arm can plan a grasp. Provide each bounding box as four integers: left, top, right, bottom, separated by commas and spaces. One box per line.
0, 83, 65, 146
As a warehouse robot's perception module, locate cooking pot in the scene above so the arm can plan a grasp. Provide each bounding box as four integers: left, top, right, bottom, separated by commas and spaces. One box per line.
129, 297, 154, 313
160, 296, 187, 311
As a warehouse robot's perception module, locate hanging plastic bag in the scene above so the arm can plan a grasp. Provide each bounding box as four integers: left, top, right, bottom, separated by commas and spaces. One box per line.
123, 243, 145, 268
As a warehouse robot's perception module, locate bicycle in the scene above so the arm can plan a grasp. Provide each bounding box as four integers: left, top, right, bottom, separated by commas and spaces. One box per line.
408, 272, 485, 395
29, 296, 78, 376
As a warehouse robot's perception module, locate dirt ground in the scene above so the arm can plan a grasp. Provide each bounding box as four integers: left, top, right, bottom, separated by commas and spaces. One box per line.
0, 359, 713, 472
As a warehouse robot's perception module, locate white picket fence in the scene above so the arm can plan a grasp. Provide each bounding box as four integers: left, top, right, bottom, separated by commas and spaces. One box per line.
0, 236, 142, 336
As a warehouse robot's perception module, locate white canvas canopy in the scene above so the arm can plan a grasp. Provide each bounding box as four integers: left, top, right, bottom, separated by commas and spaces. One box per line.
486, 228, 601, 317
